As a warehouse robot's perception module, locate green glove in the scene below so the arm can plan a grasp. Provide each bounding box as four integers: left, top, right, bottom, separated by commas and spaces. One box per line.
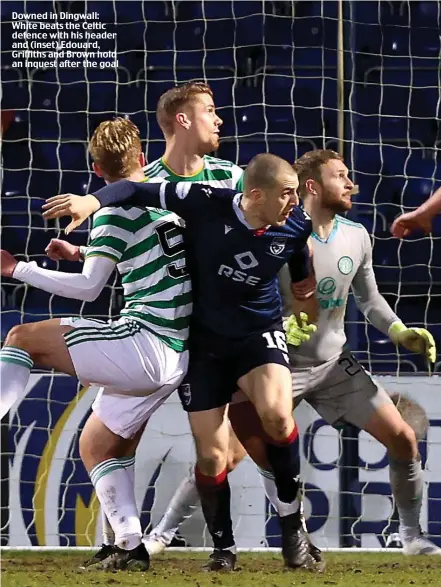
388, 321, 437, 364
284, 312, 317, 347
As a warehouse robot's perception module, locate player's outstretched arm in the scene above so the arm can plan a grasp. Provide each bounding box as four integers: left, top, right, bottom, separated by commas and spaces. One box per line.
0, 249, 115, 302
351, 230, 437, 364
391, 185, 441, 238
45, 238, 86, 262
43, 193, 104, 234
43, 180, 219, 234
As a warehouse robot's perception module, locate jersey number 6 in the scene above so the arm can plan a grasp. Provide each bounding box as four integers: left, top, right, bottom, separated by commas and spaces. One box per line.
156, 221, 188, 279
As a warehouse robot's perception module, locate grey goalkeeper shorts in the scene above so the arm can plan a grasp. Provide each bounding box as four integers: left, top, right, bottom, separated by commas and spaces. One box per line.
291, 350, 393, 429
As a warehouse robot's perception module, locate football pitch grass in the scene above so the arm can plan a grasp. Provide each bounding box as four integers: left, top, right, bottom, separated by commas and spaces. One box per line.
2, 550, 440, 587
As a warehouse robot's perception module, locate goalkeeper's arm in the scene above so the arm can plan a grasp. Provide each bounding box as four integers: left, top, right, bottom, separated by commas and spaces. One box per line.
352, 229, 436, 363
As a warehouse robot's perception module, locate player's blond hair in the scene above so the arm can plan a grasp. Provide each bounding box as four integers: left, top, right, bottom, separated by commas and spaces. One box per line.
88, 117, 142, 181
294, 149, 344, 198
156, 81, 214, 136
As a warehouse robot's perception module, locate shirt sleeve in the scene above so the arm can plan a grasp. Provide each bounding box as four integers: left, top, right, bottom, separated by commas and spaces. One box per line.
92, 180, 223, 221
351, 228, 400, 335
286, 211, 313, 283
12, 255, 115, 302
287, 243, 311, 283
234, 169, 245, 192
86, 207, 132, 262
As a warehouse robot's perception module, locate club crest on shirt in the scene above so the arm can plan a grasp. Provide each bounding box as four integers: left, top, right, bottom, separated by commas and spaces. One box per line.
269, 237, 287, 256
338, 256, 353, 275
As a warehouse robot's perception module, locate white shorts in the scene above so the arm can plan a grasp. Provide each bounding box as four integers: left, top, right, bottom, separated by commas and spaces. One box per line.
91, 379, 182, 439
61, 316, 188, 438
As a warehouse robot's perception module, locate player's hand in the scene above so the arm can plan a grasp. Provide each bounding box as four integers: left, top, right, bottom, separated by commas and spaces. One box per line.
391, 210, 433, 238
45, 238, 81, 261
284, 312, 317, 347
42, 194, 101, 234
389, 322, 437, 364
0, 250, 18, 278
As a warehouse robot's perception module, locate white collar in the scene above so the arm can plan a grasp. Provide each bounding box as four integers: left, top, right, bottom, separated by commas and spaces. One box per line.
232, 193, 255, 229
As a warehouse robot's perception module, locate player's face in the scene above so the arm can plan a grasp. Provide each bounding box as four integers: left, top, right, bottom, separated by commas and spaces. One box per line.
319, 159, 355, 212
185, 94, 223, 154
261, 172, 300, 226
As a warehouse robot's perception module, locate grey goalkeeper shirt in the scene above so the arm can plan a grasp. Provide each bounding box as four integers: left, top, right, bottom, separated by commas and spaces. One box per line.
280, 214, 400, 366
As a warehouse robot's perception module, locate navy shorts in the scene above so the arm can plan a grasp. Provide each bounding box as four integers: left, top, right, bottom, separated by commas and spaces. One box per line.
178, 322, 290, 412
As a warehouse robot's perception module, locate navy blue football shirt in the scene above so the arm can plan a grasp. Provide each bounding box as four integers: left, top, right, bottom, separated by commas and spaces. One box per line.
92, 181, 312, 338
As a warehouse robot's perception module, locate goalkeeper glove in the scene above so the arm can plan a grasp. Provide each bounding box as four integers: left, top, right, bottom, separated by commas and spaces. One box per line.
284, 312, 317, 347
388, 321, 437, 364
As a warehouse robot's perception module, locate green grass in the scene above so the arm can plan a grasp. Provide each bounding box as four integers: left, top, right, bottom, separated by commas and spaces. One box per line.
2, 550, 441, 587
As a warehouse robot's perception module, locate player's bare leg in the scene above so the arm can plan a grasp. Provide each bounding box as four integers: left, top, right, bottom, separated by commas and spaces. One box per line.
79, 413, 150, 571
363, 402, 441, 556
0, 319, 76, 418
143, 422, 246, 556
187, 405, 237, 571
237, 364, 313, 568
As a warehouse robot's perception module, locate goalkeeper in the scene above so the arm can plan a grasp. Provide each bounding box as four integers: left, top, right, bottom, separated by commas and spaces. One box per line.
231, 149, 438, 556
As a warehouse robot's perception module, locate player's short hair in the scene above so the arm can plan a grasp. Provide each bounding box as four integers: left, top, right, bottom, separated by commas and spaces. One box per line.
294, 149, 344, 198
156, 81, 214, 136
244, 153, 296, 192
88, 117, 142, 180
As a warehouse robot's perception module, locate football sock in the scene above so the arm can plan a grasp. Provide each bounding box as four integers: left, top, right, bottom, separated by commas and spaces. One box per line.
146, 471, 199, 545
259, 467, 299, 516
264, 425, 301, 504
389, 455, 423, 541
0, 347, 33, 419
195, 465, 235, 551
90, 458, 141, 551
100, 456, 136, 547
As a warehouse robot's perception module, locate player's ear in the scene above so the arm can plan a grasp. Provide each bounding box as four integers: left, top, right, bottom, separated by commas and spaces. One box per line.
176, 112, 191, 130
305, 178, 317, 196
139, 153, 146, 167
248, 187, 264, 202
93, 162, 103, 178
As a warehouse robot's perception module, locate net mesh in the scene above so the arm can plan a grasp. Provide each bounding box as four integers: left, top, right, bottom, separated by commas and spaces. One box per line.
1, 0, 440, 548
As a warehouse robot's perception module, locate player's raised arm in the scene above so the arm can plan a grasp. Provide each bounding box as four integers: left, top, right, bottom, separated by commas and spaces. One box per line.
42, 181, 223, 234
352, 228, 436, 363
1, 248, 115, 302
391, 185, 441, 238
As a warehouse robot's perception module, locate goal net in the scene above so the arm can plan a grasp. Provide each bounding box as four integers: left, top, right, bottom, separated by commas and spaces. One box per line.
1, 0, 440, 550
